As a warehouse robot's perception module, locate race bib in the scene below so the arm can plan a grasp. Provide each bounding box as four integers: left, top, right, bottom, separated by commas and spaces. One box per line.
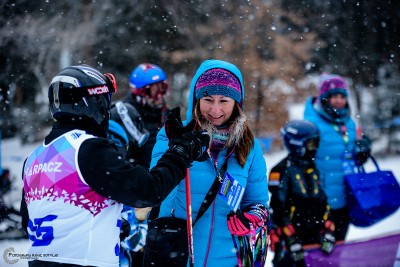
218, 172, 245, 212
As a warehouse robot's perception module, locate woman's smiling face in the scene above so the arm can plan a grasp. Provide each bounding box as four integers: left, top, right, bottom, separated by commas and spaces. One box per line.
199, 95, 235, 126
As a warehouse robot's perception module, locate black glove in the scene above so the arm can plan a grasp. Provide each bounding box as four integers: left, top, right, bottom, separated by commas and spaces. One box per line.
286, 235, 304, 263
354, 135, 371, 165
168, 130, 210, 167
120, 218, 131, 241
320, 231, 336, 254
165, 107, 196, 140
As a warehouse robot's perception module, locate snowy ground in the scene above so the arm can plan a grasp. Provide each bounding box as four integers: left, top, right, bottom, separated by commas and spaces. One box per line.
0, 136, 399, 267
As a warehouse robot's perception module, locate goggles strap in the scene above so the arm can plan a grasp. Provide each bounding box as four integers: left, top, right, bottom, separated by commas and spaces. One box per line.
104, 73, 117, 94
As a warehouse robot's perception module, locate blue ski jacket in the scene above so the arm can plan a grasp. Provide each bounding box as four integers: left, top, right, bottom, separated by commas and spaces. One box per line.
150, 59, 269, 267
304, 97, 357, 210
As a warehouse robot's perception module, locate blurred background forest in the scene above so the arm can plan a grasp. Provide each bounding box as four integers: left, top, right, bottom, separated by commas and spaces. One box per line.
0, 0, 399, 153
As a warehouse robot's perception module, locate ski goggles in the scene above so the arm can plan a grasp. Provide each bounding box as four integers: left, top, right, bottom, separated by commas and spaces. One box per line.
144, 81, 169, 97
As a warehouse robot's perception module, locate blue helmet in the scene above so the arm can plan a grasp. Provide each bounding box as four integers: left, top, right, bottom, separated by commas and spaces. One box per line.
281, 120, 320, 157
129, 63, 168, 95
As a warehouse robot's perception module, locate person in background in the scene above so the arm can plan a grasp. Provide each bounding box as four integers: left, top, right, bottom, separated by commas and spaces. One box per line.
0, 169, 10, 196
20, 64, 210, 267
113, 69, 168, 263
124, 63, 170, 221
108, 102, 152, 267
303, 73, 371, 241
1, 110, 25, 238
0, 131, 25, 239
151, 59, 269, 266
268, 120, 335, 267
124, 63, 169, 170
0, 107, 10, 191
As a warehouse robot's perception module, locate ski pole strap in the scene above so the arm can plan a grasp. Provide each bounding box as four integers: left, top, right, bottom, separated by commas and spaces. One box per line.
232, 225, 269, 267
194, 159, 229, 225
253, 226, 269, 266
232, 235, 253, 267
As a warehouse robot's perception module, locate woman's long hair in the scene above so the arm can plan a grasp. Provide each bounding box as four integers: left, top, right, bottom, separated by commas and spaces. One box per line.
193, 101, 254, 167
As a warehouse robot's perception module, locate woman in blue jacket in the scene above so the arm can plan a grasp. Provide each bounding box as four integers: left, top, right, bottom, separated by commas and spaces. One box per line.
150, 59, 269, 266
304, 73, 369, 241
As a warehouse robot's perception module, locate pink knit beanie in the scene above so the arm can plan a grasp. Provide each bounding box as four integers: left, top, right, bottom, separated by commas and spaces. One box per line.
195, 68, 241, 104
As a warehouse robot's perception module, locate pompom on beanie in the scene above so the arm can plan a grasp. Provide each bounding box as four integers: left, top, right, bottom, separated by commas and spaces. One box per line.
194, 68, 241, 104
319, 73, 349, 101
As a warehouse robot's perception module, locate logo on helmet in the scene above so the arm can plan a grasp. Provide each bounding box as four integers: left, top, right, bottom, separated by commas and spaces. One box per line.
87, 85, 110, 95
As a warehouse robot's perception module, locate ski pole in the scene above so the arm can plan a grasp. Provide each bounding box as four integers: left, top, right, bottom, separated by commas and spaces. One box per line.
185, 168, 195, 267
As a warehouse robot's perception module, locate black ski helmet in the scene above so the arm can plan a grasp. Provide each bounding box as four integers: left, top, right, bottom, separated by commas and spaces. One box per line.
48, 65, 117, 135
109, 101, 149, 147
281, 120, 320, 157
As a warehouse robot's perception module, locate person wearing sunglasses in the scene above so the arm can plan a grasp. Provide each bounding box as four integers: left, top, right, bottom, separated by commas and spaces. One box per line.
268, 120, 335, 267
124, 63, 170, 171
20, 64, 210, 267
